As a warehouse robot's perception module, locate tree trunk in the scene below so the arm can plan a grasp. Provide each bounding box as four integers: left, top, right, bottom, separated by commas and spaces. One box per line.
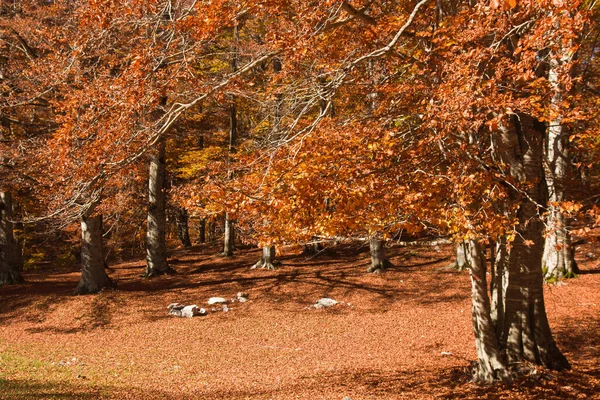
207, 219, 215, 242
447, 242, 469, 270
74, 213, 113, 295
175, 208, 192, 248
198, 218, 206, 243
465, 240, 509, 382
145, 139, 172, 277
490, 237, 508, 342
223, 213, 235, 256
496, 114, 570, 371
222, 35, 238, 256
0, 191, 24, 285
367, 238, 393, 273
251, 246, 278, 270
542, 47, 578, 280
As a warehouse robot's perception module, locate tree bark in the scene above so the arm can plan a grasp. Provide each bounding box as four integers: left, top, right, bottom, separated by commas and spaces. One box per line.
222, 31, 238, 256
251, 245, 278, 270
490, 237, 508, 342
542, 46, 578, 281
367, 238, 393, 273
74, 213, 113, 295
223, 213, 235, 256
496, 114, 570, 371
0, 191, 24, 285
198, 218, 206, 243
145, 138, 172, 277
175, 207, 192, 248
465, 240, 509, 382
207, 219, 215, 242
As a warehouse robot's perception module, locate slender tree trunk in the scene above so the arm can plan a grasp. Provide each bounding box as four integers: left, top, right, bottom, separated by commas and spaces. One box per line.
251, 245, 278, 270
223, 28, 238, 256
175, 208, 192, 248
207, 219, 215, 242
74, 213, 113, 295
145, 138, 172, 277
367, 238, 393, 273
447, 242, 469, 271
496, 114, 570, 371
542, 47, 578, 280
465, 240, 509, 382
0, 191, 24, 285
223, 213, 235, 256
490, 237, 508, 342
198, 218, 206, 243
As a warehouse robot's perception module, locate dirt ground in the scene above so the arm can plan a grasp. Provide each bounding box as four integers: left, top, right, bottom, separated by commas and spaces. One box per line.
1, 240, 599, 400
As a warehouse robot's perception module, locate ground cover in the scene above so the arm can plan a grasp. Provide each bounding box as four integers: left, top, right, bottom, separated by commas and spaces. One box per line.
1, 242, 598, 399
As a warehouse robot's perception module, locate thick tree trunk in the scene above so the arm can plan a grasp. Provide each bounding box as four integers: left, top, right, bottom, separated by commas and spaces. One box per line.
145, 139, 172, 277
251, 246, 278, 270
367, 238, 393, 273
175, 208, 192, 248
496, 114, 570, 371
223, 213, 235, 257
542, 49, 578, 280
465, 240, 509, 382
74, 213, 113, 295
0, 192, 24, 285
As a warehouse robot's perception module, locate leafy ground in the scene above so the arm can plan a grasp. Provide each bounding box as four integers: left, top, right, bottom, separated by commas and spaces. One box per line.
0, 240, 599, 400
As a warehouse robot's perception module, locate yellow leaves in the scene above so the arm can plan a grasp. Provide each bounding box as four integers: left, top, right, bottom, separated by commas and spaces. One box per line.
490, 0, 517, 10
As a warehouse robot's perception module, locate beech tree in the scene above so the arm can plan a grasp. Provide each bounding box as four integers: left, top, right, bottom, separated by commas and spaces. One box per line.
226, 0, 598, 382
74, 210, 114, 294
0, 192, 24, 285
146, 137, 171, 277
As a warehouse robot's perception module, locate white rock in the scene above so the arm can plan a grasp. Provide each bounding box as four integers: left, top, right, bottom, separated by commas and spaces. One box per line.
168, 303, 205, 318
181, 305, 200, 318
208, 297, 228, 305
314, 298, 338, 308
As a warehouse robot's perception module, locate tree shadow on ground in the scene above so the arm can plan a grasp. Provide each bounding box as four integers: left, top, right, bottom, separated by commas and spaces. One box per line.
0, 378, 196, 400
284, 357, 600, 400
23, 288, 123, 335
0, 281, 75, 324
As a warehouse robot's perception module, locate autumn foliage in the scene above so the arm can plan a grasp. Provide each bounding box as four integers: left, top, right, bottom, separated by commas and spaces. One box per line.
2, 0, 600, 384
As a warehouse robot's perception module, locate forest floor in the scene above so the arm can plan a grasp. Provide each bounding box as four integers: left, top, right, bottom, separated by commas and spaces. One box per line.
0, 239, 599, 400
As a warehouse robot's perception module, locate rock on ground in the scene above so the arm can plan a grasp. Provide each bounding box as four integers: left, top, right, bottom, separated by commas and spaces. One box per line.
208, 297, 228, 305
314, 298, 338, 309
168, 303, 206, 318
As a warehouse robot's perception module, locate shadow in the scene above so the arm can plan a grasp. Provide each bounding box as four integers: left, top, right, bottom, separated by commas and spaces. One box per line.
0, 379, 99, 400
0, 281, 75, 324
0, 378, 201, 400
578, 269, 600, 275
23, 289, 123, 335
